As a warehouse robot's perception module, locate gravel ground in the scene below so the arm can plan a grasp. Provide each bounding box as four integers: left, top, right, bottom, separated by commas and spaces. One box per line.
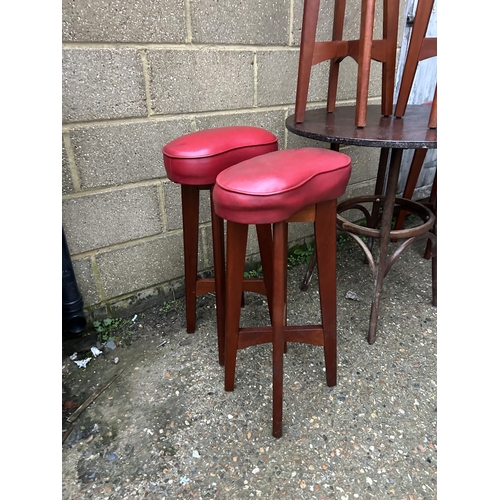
62, 238, 437, 500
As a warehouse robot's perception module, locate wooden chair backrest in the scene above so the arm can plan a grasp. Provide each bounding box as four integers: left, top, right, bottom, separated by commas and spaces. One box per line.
394, 0, 436, 127
294, 0, 400, 126
294, 0, 436, 128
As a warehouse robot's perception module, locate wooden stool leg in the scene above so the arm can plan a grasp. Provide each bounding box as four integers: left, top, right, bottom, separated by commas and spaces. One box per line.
224, 221, 248, 392
315, 199, 338, 387
256, 224, 274, 320
300, 144, 340, 292
210, 189, 226, 366
272, 221, 288, 439
181, 184, 200, 333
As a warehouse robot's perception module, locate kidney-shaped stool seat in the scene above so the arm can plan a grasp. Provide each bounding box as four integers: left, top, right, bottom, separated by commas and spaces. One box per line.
213, 147, 352, 438
162, 126, 278, 366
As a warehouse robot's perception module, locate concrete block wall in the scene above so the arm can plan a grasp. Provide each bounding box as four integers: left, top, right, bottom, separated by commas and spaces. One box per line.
62, 0, 406, 320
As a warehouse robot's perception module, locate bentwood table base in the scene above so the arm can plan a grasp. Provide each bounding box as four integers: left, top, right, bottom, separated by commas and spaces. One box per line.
286, 105, 437, 344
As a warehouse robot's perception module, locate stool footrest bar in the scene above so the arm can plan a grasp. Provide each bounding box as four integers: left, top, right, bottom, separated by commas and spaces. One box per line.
237, 325, 326, 350
196, 277, 267, 297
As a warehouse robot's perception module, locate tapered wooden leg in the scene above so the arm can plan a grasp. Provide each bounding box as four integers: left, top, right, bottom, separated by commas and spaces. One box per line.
428, 86, 437, 129
210, 190, 226, 366
300, 144, 341, 292
181, 185, 200, 334
327, 0, 346, 113
427, 174, 437, 306
355, 0, 376, 127
394, 0, 435, 118
256, 224, 274, 321
272, 221, 287, 439
393, 148, 427, 232
315, 200, 338, 387
224, 221, 248, 392
294, 0, 321, 123
381, 0, 399, 116
431, 238, 437, 307
424, 173, 437, 260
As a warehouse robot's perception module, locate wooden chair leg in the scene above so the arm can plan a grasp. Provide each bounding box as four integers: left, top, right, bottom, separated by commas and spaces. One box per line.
327, 0, 346, 113
364, 148, 390, 254
425, 174, 437, 306
210, 189, 226, 366
271, 221, 288, 439
381, 0, 400, 116
393, 148, 427, 232
181, 184, 200, 334
294, 0, 321, 124
355, 0, 376, 127
315, 199, 338, 387
428, 86, 437, 128
395, 0, 435, 117
431, 240, 437, 307
224, 221, 249, 392
424, 173, 437, 260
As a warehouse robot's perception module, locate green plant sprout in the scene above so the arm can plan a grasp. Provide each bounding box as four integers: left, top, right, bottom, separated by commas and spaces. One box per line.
93, 317, 123, 343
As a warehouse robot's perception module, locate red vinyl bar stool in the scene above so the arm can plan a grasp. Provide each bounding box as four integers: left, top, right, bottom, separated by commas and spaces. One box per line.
213, 147, 351, 438
162, 127, 278, 365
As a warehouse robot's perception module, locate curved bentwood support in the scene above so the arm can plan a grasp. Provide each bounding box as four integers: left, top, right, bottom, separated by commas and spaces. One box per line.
337, 196, 435, 272
286, 105, 437, 344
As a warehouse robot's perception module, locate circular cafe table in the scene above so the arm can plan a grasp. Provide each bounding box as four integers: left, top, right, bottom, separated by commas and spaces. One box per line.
286, 104, 437, 344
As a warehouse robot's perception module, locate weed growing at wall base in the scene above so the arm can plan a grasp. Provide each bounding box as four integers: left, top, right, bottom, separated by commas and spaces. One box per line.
93, 318, 123, 343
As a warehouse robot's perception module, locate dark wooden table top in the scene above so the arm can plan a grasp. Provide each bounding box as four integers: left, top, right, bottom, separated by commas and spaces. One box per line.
286, 105, 437, 149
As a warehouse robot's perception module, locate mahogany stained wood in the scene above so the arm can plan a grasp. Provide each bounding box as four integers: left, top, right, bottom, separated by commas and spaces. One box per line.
181, 184, 228, 365
224, 221, 249, 393
394, 0, 436, 122
210, 188, 226, 365
181, 184, 273, 367
223, 200, 339, 438
294, 0, 400, 127
181, 184, 202, 335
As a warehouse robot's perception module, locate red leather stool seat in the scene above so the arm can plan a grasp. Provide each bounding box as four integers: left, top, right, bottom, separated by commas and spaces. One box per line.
213, 148, 352, 224
161, 126, 278, 367
163, 126, 278, 185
